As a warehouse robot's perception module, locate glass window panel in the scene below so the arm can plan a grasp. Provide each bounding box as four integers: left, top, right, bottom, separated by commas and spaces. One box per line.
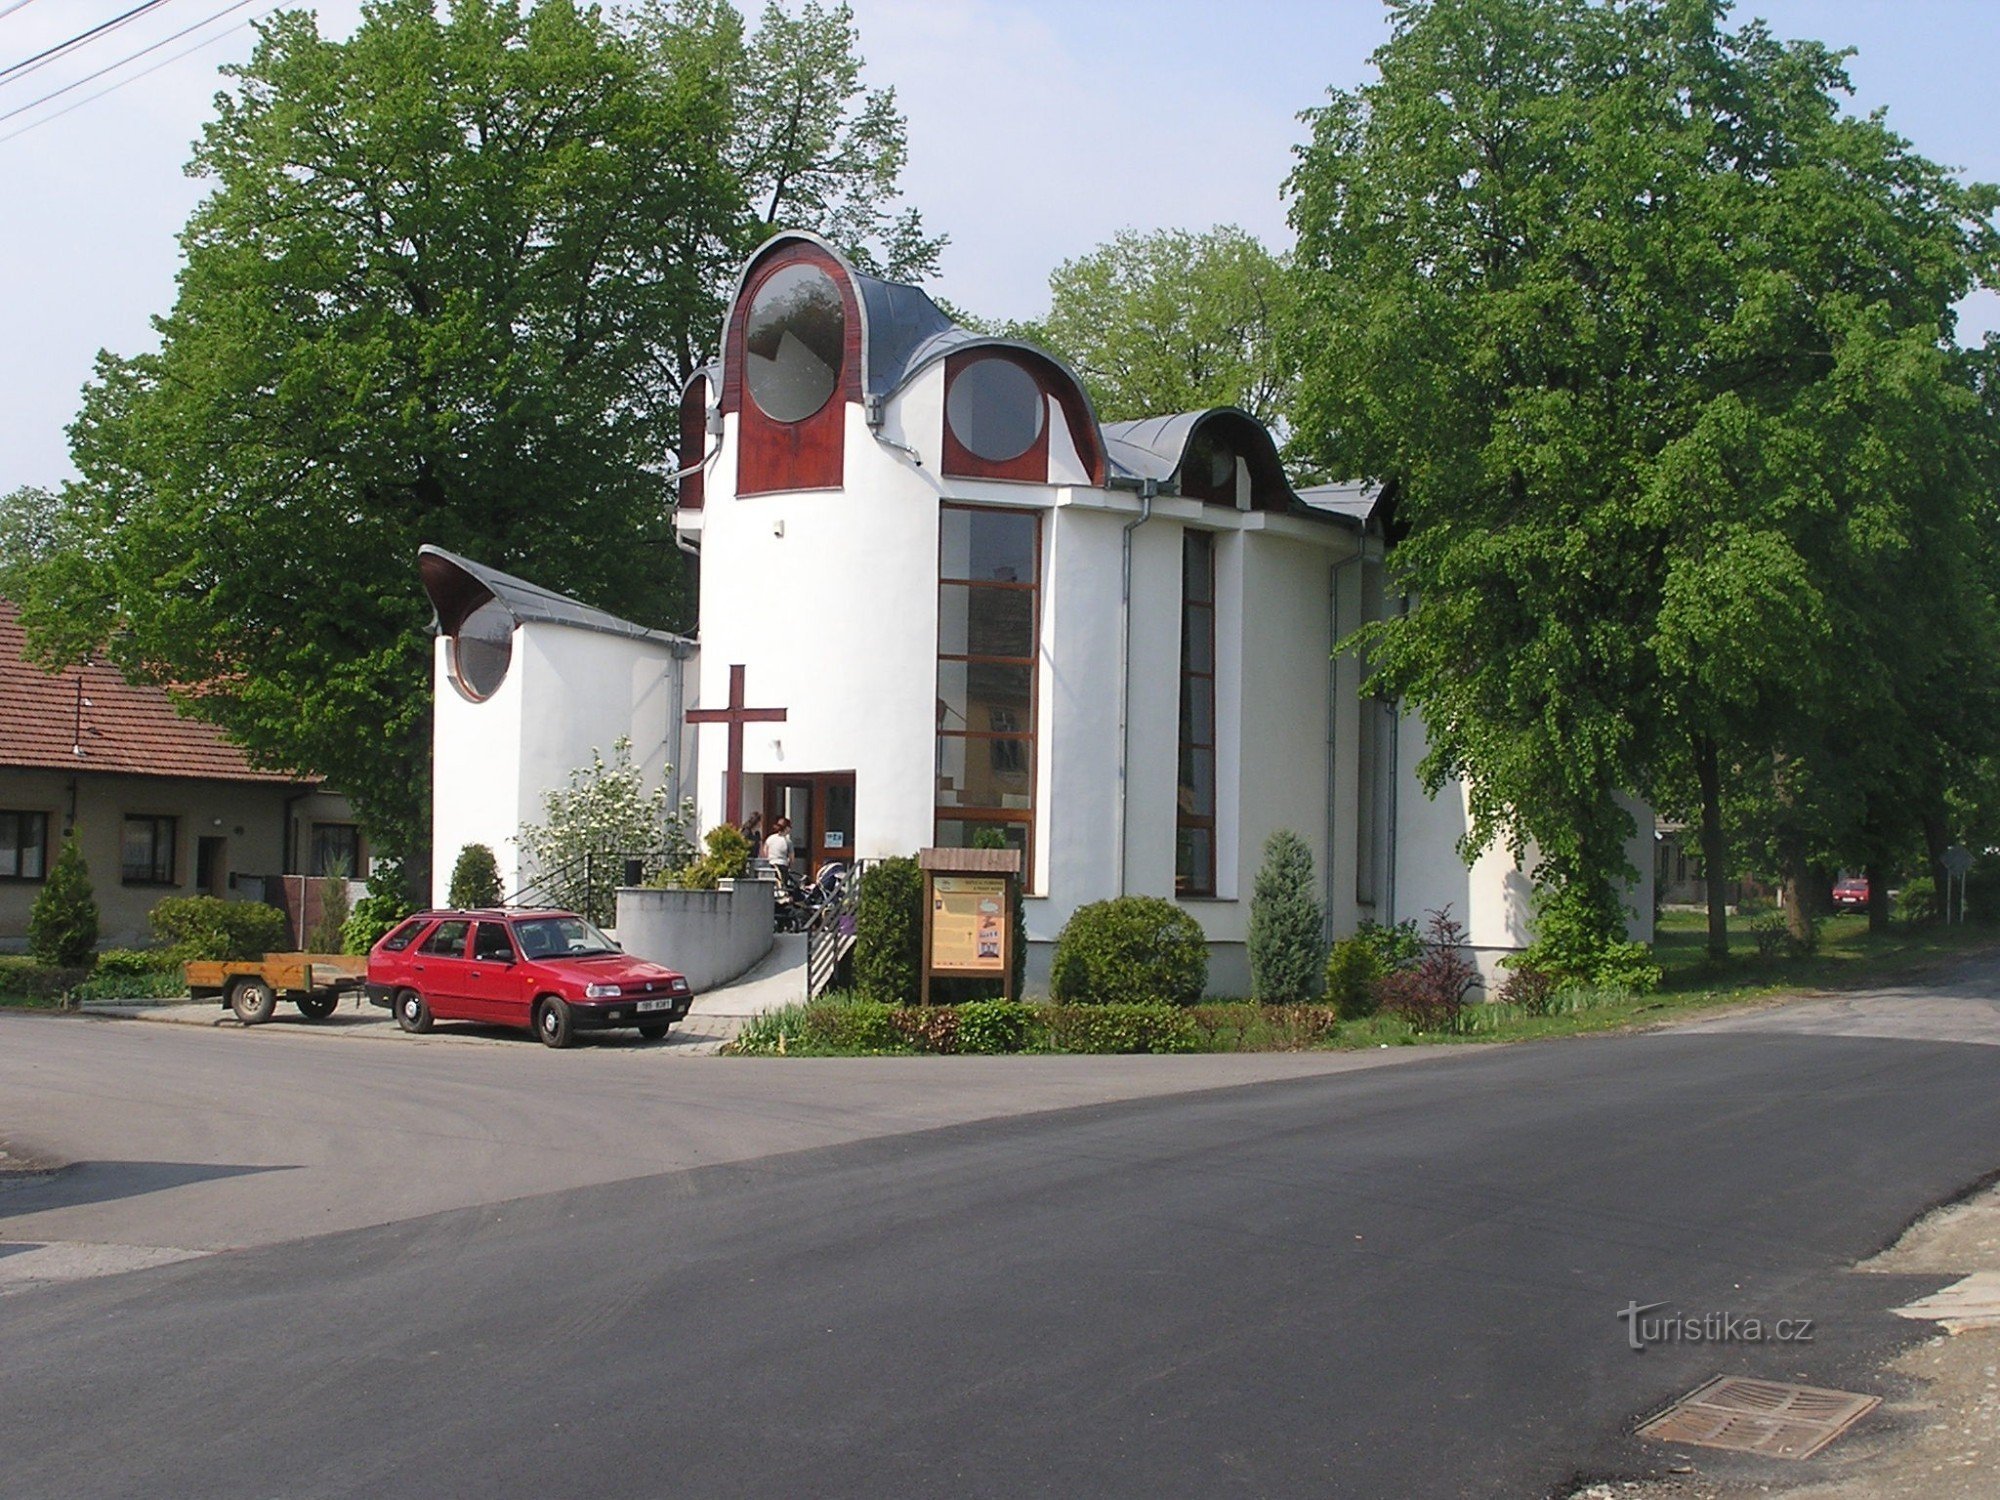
947, 357, 1045, 463
22, 825, 43, 880
744, 262, 844, 422
420, 920, 470, 958
963, 662, 1032, 729
473, 922, 515, 962
936, 739, 1033, 808
453, 597, 513, 701
0, 815, 17, 878
1183, 530, 1215, 603
938, 584, 1033, 659
1177, 826, 1214, 894
1178, 748, 1215, 818
940, 507, 1037, 584
1183, 605, 1214, 674
935, 818, 1028, 857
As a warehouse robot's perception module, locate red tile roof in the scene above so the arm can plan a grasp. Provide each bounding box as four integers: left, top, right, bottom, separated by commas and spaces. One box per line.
0, 599, 312, 784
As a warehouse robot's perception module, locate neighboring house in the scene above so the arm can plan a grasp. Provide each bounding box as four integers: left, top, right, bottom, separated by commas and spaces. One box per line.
423, 230, 1654, 991
0, 599, 360, 951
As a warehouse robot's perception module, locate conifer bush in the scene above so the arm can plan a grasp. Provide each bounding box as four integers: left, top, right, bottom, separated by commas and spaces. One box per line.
447, 843, 504, 908
1050, 896, 1207, 1006
854, 856, 924, 1004
1248, 830, 1324, 1003
29, 836, 98, 968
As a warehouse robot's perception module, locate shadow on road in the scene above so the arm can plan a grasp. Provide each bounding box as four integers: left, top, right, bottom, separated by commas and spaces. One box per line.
0, 1160, 295, 1220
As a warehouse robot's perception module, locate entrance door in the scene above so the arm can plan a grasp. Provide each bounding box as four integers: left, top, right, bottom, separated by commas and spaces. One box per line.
196, 836, 227, 898
763, 774, 856, 879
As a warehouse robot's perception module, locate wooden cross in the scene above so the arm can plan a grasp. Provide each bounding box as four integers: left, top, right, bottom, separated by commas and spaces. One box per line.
686, 664, 787, 827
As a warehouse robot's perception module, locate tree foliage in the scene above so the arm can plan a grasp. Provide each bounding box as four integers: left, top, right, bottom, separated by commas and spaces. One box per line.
10, 0, 939, 876
1010, 226, 1296, 426
1288, 0, 2000, 961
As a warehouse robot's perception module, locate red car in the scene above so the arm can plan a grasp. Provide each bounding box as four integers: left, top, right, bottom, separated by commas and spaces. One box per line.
1831, 877, 1870, 912
365, 909, 693, 1047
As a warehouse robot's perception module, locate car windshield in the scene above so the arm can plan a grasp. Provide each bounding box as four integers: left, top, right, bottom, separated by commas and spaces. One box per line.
511, 916, 619, 960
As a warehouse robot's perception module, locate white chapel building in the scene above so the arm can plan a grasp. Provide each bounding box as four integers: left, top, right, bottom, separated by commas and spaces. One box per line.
423, 230, 1653, 991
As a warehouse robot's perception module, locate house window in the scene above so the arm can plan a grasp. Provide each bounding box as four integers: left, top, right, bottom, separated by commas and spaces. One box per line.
936, 503, 1040, 883
122, 815, 178, 886
311, 823, 361, 877
0, 811, 49, 881
1177, 531, 1217, 895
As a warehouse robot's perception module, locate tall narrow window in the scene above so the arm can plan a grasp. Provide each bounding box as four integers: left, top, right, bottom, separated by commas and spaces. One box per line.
936, 504, 1040, 881
1177, 530, 1217, 895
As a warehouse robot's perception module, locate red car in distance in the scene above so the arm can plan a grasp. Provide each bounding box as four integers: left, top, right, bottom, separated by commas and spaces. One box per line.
1831, 877, 1871, 913
365, 909, 693, 1047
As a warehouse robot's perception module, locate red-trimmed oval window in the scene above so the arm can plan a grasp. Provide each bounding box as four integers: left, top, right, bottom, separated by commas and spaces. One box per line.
744, 262, 845, 422
450, 598, 514, 701
946, 356, 1045, 463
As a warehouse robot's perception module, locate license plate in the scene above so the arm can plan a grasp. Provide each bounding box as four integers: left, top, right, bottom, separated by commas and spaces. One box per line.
636, 998, 672, 1013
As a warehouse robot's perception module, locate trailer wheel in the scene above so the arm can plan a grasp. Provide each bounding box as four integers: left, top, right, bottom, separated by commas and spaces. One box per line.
296, 992, 339, 1021
230, 978, 277, 1025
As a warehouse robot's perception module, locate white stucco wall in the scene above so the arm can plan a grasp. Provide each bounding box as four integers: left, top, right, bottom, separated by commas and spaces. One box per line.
431, 624, 685, 906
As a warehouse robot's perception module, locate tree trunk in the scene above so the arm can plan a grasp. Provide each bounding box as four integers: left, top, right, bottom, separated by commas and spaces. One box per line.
1922, 806, 1951, 915
1773, 753, 1813, 943
1865, 858, 1889, 933
1693, 733, 1729, 959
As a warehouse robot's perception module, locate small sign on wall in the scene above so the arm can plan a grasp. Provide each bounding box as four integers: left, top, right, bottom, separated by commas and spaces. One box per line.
918, 847, 1022, 1002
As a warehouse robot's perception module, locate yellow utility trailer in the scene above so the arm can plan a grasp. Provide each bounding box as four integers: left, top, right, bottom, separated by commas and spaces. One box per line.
183, 954, 367, 1025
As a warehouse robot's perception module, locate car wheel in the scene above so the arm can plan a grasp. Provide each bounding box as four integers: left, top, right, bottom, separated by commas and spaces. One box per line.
637, 1020, 671, 1041
230, 978, 277, 1025
296, 993, 339, 1021
395, 988, 433, 1034
536, 997, 574, 1049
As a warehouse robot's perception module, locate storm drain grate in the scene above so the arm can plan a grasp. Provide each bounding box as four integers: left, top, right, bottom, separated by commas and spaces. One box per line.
1637, 1376, 1880, 1460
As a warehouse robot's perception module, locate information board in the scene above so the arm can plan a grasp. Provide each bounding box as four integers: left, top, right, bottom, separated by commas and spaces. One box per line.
929, 875, 1008, 973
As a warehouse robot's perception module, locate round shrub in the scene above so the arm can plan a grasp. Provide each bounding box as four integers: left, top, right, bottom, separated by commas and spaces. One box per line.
30, 837, 99, 968
447, 843, 504, 908
1050, 896, 1207, 1006
93, 948, 175, 979
855, 856, 924, 1005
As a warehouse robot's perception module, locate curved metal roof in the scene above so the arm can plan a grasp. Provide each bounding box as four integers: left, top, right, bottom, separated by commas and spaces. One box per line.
417, 545, 692, 653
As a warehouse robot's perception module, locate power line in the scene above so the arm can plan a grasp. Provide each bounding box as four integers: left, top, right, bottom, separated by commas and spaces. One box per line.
0, 0, 177, 86
0, 2, 47, 24
0, 5, 266, 146
0, 0, 255, 125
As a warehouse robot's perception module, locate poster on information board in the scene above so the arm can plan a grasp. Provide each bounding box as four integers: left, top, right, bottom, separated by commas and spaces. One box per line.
918, 847, 1022, 1002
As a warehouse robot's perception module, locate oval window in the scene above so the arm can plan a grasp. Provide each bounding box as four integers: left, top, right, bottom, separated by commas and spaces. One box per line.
451, 597, 514, 701
744, 262, 845, 422
947, 357, 1046, 463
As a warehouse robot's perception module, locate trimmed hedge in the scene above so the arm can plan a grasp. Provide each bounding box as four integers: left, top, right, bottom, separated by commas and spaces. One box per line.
0, 955, 91, 1003
729, 997, 1209, 1056
1050, 896, 1207, 1006
855, 856, 924, 1004
150, 896, 289, 963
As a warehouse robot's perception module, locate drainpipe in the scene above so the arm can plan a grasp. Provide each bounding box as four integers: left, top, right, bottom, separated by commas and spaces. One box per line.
1327, 551, 1362, 943
1384, 587, 1409, 929
1114, 477, 1159, 895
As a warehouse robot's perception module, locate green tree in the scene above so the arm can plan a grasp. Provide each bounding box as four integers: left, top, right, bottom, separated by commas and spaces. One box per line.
1248, 830, 1324, 1003
1012, 226, 1295, 426
0, 485, 63, 592
1288, 0, 2000, 964
29, 835, 98, 969
11, 0, 940, 887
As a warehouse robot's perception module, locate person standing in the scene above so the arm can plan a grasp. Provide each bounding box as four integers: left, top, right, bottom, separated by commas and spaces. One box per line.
741, 810, 763, 849
763, 816, 794, 875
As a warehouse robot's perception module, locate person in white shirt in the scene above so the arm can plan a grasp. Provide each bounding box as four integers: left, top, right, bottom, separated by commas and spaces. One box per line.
762, 817, 794, 875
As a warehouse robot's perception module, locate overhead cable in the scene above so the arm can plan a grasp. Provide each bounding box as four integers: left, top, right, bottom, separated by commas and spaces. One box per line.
0, 0, 256, 124
0, 0, 177, 86
0, 5, 268, 147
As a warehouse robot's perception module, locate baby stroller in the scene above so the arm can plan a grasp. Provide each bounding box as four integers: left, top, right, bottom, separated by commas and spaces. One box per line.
774, 861, 847, 933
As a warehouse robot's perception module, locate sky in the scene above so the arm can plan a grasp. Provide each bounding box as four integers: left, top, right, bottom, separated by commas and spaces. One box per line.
3, 0, 1999, 495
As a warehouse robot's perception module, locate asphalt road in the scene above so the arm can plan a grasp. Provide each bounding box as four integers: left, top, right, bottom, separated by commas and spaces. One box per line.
4, 974, 2000, 1499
